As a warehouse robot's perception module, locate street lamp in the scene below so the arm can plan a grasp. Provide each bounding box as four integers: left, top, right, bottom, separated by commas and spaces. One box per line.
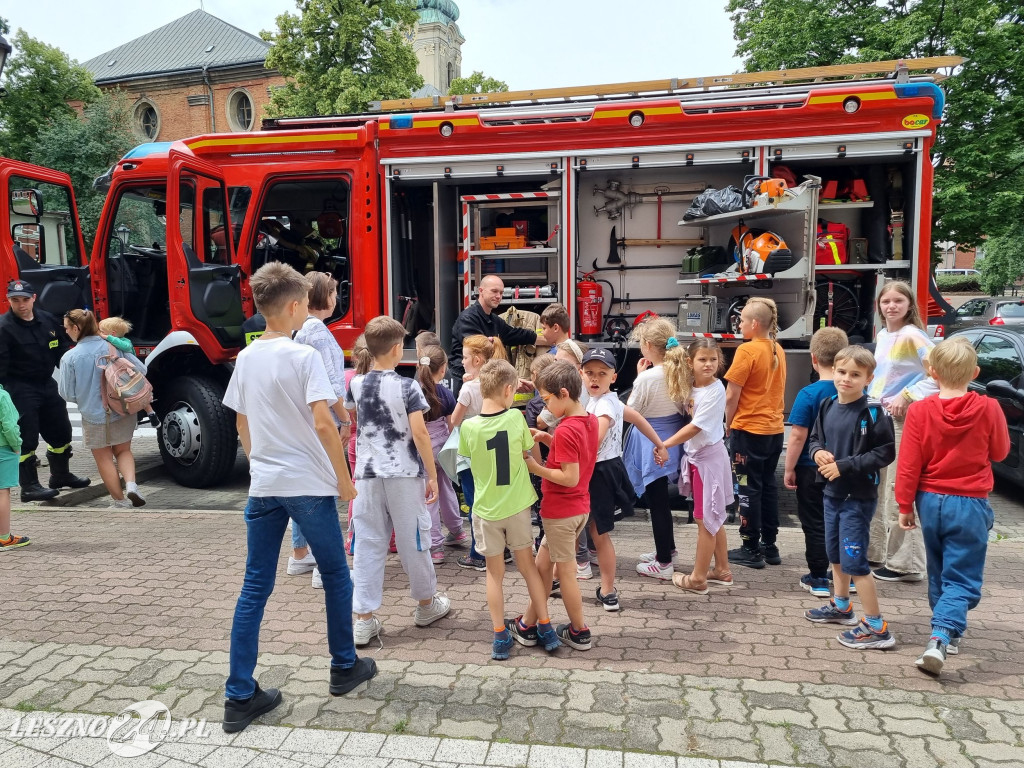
0, 34, 11, 97
115, 224, 131, 251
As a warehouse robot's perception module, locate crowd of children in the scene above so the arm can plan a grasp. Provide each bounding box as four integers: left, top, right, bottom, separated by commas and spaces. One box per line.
0, 261, 1005, 734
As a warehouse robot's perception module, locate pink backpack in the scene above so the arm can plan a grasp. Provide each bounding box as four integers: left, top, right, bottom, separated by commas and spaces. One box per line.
98, 343, 153, 416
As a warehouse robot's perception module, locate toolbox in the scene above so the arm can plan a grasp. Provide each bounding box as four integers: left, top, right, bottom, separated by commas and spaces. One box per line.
479, 227, 528, 250
677, 296, 727, 333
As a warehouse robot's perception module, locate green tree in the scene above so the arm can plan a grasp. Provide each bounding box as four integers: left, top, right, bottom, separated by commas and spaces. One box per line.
0, 29, 100, 161
29, 91, 137, 249
261, 0, 423, 116
449, 71, 508, 96
727, 0, 1024, 247
978, 229, 1024, 296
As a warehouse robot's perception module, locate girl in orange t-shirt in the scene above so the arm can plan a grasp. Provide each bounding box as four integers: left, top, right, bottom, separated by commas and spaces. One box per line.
723, 298, 787, 570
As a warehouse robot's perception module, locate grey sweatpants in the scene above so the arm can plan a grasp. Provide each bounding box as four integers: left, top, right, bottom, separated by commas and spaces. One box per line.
351, 477, 438, 614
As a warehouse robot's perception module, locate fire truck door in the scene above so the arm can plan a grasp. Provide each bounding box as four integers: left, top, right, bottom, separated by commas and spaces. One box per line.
167, 151, 245, 349
0, 161, 91, 316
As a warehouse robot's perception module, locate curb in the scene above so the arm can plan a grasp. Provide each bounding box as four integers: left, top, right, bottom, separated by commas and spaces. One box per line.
21, 461, 166, 509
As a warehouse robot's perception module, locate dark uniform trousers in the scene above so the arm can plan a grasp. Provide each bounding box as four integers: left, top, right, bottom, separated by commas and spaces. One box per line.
7, 378, 72, 460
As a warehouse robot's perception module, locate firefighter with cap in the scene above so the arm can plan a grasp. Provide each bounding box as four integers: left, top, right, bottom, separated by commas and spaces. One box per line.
0, 280, 90, 501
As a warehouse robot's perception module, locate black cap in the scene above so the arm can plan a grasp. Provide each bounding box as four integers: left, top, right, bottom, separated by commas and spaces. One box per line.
7, 280, 34, 298
581, 348, 616, 369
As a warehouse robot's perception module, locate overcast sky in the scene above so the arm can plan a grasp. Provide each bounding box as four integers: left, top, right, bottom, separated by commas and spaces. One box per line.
4, 0, 742, 90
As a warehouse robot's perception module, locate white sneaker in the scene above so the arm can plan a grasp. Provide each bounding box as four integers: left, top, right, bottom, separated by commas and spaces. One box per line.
125, 482, 146, 508
288, 550, 317, 575
636, 559, 674, 580
413, 593, 451, 627
311, 567, 323, 589
576, 561, 593, 580
109, 498, 132, 510
353, 616, 382, 646
639, 549, 678, 566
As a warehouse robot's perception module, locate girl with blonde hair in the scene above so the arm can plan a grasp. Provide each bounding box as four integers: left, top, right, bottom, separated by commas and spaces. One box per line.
624, 317, 687, 579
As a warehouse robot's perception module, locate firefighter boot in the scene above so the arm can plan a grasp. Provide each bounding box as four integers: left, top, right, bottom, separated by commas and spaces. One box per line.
47, 449, 91, 490
19, 456, 60, 502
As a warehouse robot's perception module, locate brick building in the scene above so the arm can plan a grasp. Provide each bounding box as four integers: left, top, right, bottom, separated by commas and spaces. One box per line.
78, 10, 285, 142
78, 5, 466, 143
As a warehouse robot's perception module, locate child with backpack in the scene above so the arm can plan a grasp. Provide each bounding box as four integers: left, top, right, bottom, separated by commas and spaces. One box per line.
805, 346, 896, 650
97, 317, 160, 428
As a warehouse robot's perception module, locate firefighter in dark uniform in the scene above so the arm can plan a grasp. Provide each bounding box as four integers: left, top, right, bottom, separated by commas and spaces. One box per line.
0, 280, 90, 501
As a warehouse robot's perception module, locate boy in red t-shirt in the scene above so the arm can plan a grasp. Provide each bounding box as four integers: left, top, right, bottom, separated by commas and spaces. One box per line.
508, 360, 598, 651
896, 337, 1009, 677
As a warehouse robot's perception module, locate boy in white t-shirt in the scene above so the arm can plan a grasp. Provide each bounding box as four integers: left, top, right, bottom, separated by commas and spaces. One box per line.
221, 263, 375, 734
581, 348, 668, 611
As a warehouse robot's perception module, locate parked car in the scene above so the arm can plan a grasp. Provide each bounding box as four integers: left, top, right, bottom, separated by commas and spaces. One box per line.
947, 327, 1024, 487
949, 297, 1024, 331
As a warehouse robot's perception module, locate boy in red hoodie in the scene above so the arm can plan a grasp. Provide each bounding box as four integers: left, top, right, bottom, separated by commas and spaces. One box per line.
896, 337, 1010, 677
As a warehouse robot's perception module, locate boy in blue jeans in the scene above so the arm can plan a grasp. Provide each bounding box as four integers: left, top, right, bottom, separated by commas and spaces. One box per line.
895, 338, 1009, 675
805, 346, 896, 650
222, 263, 375, 733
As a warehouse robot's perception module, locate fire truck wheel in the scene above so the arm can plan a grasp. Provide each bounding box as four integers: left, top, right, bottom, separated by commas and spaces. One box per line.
157, 376, 238, 488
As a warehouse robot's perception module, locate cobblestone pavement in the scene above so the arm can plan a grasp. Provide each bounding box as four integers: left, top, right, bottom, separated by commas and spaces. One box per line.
2, 465, 1023, 767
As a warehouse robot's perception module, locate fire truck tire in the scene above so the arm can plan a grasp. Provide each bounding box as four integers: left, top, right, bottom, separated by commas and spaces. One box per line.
157, 376, 238, 488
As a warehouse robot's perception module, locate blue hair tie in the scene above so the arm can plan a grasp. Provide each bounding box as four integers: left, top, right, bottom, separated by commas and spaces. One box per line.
665, 337, 680, 349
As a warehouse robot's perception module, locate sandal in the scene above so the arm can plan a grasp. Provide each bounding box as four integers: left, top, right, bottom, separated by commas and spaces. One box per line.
672, 573, 709, 595
706, 571, 734, 586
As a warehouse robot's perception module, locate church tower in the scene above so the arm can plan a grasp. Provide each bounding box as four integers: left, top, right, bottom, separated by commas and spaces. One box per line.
412, 0, 464, 94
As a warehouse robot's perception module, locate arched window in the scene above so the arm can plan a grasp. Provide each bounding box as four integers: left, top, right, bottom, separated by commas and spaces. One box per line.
447, 61, 454, 88
133, 99, 160, 140
226, 89, 255, 132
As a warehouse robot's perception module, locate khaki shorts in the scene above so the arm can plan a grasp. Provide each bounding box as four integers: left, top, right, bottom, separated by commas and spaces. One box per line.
472, 508, 534, 558
540, 514, 588, 563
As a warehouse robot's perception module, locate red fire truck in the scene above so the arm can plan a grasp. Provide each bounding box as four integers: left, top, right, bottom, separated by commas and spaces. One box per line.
0, 57, 958, 487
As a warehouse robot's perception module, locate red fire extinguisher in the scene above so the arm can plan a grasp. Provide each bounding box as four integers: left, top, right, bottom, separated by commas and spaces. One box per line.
576, 273, 604, 339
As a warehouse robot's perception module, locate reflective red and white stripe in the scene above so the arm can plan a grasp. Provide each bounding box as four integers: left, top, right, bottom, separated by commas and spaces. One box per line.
460, 192, 554, 201
461, 201, 470, 308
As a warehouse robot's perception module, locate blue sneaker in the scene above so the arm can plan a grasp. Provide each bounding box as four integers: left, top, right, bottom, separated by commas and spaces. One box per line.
804, 601, 858, 625
838, 619, 896, 650
492, 631, 513, 661
800, 574, 831, 598
536, 622, 562, 652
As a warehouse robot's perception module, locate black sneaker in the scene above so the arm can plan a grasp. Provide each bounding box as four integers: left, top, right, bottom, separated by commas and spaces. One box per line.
556, 623, 592, 651
329, 657, 377, 696
596, 586, 620, 612
549, 579, 561, 598
147, 412, 161, 428
872, 567, 924, 582
761, 543, 782, 565
505, 616, 537, 647
503, 548, 513, 564
457, 555, 486, 571
223, 683, 282, 733
727, 545, 765, 569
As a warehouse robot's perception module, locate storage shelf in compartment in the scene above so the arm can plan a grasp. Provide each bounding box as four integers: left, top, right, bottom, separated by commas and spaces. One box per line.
494, 272, 550, 280
677, 260, 808, 284
816, 260, 910, 272
675, 315, 807, 341
469, 248, 557, 257
818, 201, 874, 210
678, 196, 809, 226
